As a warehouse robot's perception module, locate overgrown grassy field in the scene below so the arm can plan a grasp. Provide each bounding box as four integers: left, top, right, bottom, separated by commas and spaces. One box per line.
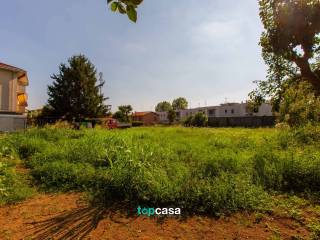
1, 126, 320, 215
0, 134, 34, 205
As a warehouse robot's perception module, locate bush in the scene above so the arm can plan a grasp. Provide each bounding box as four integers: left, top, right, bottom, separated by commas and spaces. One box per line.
0, 161, 34, 205
183, 116, 193, 127
32, 161, 96, 191
253, 129, 320, 193
279, 81, 320, 127
183, 113, 208, 127
252, 148, 284, 190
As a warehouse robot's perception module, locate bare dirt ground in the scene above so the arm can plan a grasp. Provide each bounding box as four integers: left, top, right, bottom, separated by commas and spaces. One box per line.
0, 193, 312, 240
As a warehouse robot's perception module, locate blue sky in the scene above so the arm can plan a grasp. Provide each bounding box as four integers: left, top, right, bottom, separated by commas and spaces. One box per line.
0, 0, 267, 111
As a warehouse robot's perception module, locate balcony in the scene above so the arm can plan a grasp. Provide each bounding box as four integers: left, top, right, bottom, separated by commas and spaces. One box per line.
17, 74, 29, 86
16, 106, 26, 114
16, 93, 28, 113
17, 84, 26, 93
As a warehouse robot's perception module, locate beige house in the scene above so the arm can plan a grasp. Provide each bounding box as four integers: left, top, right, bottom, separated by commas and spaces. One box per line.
0, 62, 29, 131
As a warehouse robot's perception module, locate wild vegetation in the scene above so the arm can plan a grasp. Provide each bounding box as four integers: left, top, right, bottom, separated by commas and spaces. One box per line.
0, 137, 34, 205
184, 112, 208, 127
249, 0, 320, 116
1, 126, 320, 216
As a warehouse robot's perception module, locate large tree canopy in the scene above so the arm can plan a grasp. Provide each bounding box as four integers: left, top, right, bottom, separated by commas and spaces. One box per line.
47, 55, 109, 120
259, 0, 320, 92
172, 97, 188, 110
113, 105, 133, 122
249, 0, 320, 112
155, 101, 172, 112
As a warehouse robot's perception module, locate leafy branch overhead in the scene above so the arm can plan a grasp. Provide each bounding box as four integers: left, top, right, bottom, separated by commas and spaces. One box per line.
107, 0, 143, 22
249, 0, 320, 113
259, 0, 320, 93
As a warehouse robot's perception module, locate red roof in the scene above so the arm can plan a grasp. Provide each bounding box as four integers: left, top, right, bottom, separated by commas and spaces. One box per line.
133, 111, 158, 117
0, 62, 26, 74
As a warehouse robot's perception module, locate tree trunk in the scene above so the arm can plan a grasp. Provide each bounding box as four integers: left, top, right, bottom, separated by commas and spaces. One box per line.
294, 57, 320, 94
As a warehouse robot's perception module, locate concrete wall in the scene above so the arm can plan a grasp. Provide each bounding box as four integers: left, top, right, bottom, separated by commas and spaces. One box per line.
217, 103, 245, 117
0, 114, 27, 132
217, 103, 273, 117
208, 116, 276, 128
254, 103, 273, 117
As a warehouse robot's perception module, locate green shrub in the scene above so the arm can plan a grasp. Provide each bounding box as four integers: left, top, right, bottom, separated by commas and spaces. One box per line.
181, 173, 267, 214
253, 141, 320, 193
32, 161, 96, 191
192, 112, 208, 127
183, 116, 193, 127
183, 113, 208, 127
252, 148, 284, 190
279, 81, 320, 127
0, 161, 34, 205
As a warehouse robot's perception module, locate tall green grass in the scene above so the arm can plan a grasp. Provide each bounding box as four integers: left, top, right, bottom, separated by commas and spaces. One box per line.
3, 125, 320, 213
0, 138, 34, 205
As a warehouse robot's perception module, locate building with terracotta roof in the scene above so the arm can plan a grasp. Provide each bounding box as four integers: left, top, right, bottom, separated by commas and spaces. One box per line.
132, 111, 159, 126
0, 62, 29, 131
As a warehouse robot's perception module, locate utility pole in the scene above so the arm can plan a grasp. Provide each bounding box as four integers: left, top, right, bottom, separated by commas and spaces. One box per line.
99, 72, 104, 96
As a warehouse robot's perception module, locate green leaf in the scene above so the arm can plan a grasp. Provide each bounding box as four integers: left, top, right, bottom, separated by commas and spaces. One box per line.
126, 5, 137, 22
111, 2, 118, 12
118, 4, 127, 14
130, 0, 143, 5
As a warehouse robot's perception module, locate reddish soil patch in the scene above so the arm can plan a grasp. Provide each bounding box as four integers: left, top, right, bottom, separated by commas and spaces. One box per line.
0, 193, 310, 240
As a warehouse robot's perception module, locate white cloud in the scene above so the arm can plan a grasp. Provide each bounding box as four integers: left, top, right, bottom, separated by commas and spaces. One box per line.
193, 20, 242, 43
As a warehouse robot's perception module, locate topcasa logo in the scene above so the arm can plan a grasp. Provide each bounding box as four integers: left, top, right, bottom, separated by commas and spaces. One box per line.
137, 206, 181, 217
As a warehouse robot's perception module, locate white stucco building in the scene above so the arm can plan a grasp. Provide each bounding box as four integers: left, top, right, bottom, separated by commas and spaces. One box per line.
157, 102, 273, 123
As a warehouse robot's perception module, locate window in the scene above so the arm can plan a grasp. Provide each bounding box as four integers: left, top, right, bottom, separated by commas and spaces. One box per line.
225, 109, 227, 114
208, 109, 216, 116
231, 109, 234, 114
